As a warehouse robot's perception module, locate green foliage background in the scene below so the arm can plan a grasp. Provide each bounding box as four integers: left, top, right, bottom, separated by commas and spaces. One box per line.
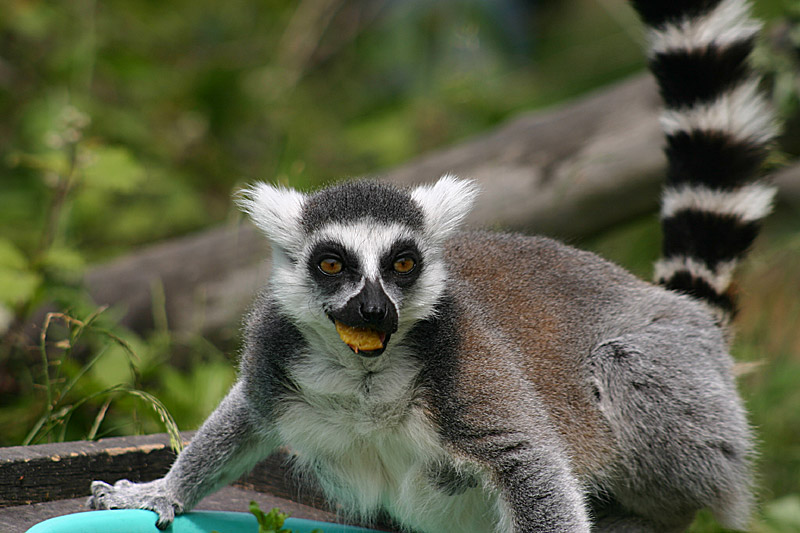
1, 0, 799, 531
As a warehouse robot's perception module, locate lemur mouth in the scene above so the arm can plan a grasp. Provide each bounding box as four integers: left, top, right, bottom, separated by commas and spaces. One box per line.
332, 319, 390, 357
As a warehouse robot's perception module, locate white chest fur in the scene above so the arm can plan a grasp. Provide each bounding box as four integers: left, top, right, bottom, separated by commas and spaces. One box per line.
275, 351, 506, 532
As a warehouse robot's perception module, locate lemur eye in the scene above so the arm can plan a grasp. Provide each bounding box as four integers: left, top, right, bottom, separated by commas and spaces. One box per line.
393, 257, 416, 274
319, 258, 343, 275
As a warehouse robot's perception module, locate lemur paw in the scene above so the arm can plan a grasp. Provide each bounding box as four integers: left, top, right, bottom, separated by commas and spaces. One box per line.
88, 479, 183, 530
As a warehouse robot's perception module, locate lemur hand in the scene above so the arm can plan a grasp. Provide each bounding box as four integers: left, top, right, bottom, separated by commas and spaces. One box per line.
88, 478, 182, 530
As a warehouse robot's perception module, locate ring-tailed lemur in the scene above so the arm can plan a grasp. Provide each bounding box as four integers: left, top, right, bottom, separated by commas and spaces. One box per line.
89, 0, 777, 531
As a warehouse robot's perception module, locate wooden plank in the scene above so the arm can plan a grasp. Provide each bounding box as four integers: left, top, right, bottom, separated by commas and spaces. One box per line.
0, 433, 186, 507
0, 433, 318, 510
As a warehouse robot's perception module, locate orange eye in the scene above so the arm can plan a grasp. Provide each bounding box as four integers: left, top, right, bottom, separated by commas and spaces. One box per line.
319, 258, 343, 275
393, 257, 416, 274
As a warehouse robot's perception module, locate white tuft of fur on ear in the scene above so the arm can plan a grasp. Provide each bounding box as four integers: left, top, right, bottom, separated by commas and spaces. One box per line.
235, 182, 306, 253
410, 174, 478, 243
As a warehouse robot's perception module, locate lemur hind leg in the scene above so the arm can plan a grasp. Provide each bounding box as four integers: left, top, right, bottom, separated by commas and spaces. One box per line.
587, 319, 753, 531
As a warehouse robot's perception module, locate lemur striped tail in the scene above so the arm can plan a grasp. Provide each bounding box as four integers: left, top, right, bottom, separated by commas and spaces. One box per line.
629, 0, 778, 319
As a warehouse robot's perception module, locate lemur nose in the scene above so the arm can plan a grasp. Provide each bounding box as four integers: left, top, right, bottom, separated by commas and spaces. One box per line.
334, 278, 398, 333
359, 302, 387, 324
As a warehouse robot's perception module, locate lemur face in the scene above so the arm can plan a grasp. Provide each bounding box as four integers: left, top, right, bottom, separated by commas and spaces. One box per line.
238, 176, 477, 357
304, 223, 423, 356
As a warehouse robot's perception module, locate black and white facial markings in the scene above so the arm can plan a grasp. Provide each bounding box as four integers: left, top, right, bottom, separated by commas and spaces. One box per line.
237, 176, 478, 357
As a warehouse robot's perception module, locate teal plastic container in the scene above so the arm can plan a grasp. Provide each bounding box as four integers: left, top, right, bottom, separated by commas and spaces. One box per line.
26, 509, 382, 533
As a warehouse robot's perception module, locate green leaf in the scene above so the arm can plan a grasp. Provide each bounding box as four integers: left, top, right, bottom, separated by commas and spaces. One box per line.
11, 150, 71, 177
81, 146, 146, 192
0, 238, 28, 270
0, 240, 40, 306
248, 501, 293, 533
763, 494, 800, 532
0, 267, 41, 307
40, 246, 85, 277
88, 332, 144, 389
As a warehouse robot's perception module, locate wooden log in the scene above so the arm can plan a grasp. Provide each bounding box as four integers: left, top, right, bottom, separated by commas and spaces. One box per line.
773, 162, 800, 208
0, 432, 315, 508
83, 224, 269, 338
29, 73, 800, 339
0, 433, 186, 507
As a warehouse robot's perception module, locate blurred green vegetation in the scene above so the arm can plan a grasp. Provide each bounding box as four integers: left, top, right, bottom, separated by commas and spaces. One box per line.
1, 0, 799, 530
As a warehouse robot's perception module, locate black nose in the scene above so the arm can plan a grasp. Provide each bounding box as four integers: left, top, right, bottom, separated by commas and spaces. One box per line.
330, 279, 398, 334
360, 301, 388, 324
357, 280, 395, 330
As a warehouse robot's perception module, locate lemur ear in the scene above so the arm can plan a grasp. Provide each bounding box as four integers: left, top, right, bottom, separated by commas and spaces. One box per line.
410, 174, 478, 243
236, 182, 306, 253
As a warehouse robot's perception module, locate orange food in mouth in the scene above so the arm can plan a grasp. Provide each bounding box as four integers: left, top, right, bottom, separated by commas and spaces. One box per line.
334, 321, 385, 353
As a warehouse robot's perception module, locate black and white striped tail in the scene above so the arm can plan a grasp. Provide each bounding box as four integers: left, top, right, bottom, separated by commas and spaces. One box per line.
630, 0, 778, 319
